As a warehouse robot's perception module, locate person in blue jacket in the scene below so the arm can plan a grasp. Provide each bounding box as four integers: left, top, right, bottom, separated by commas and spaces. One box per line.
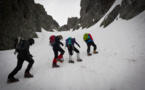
83, 33, 98, 56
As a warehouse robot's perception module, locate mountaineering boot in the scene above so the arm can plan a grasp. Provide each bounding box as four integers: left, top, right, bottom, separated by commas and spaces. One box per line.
52, 64, 60, 68
24, 73, 33, 78
56, 58, 64, 63
77, 59, 82, 62
68, 60, 74, 63
87, 53, 92, 56
94, 50, 98, 54
56, 55, 64, 63
7, 77, 19, 83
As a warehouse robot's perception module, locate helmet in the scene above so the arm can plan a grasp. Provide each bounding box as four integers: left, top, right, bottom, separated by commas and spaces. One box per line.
28, 38, 34, 45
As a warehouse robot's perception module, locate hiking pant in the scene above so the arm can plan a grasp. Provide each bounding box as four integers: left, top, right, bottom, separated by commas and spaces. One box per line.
86, 41, 97, 53
67, 46, 79, 56
8, 56, 34, 79
53, 45, 65, 59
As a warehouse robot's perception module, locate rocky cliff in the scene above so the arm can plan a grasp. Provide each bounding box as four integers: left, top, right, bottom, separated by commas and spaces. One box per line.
58, 17, 80, 31
101, 0, 145, 27
0, 0, 59, 50
80, 0, 115, 28
60, 0, 145, 30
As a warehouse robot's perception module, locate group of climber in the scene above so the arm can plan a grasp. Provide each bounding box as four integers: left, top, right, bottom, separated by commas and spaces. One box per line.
50, 33, 98, 68
7, 33, 98, 83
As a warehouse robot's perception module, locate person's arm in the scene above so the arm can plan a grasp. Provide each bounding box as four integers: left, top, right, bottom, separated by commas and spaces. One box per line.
56, 37, 63, 46
74, 39, 80, 47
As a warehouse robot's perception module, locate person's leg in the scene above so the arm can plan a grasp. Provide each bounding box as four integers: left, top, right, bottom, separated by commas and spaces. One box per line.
53, 50, 58, 64
57, 46, 65, 60
67, 46, 73, 56
52, 50, 60, 68
73, 47, 82, 62
8, 57, 24, 79
90, 42, 98, 53
73, 47, 80, 59
86, 42, 92, 55
73, 47, 79, 53
67, 46, 74, 63
87, 42, 91, 53
25, 58, 34, 74
91, 42, 97, 51
24, 57, 34, 78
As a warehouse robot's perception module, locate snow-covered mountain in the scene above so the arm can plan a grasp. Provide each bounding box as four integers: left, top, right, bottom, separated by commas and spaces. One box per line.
0, 0, 145, 90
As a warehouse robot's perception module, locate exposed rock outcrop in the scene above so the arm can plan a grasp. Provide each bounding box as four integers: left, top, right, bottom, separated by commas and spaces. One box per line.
100, 5, 120, 27
0, 0, 59, 50
58, 25, 70, 31
80, 0, 115, 28
78, 0, 145, 29
120, 0, 145, 20
58, 17, 80, 31
100, 0, 145, 27
67, 17, 80, 30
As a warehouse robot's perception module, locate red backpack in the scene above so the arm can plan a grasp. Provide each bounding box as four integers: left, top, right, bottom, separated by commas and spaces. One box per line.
88, 33, 93, 41
49, 35, 55, 46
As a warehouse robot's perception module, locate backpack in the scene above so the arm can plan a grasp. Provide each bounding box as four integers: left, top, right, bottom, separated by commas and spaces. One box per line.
66, 37, 72, 46
83, 33, 89, 41
49, 35, 55, 46
88, 33, 93, 41
14, 37, 24, 53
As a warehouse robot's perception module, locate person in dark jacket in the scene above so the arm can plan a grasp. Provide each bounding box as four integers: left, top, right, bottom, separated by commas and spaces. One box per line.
7, 38, 35, 83
52, 35, 65, 68
66, 37, 82, 63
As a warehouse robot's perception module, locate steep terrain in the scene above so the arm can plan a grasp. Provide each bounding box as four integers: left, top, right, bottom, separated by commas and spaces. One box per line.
0, 0, 59, 50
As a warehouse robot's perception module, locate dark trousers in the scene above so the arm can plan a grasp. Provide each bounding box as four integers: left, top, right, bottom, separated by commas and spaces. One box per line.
53, 45, 65, 59
67, 46, 79, 56
86, 41, 97, 53
8, 56, 34, 79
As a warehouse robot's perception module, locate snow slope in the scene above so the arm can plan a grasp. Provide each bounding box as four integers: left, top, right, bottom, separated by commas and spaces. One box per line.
0, 1, 145, 90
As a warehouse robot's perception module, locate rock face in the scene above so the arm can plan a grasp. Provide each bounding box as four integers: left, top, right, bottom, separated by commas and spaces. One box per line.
58, 25, 70, 31
0, 0, 59, 50
59, 0, 115, 31
67, 17, 80, 30
100, 5, 120, 28
80, 0, 115, 28
63, 0, 145, 29
120, 0, 145, 20
100, 0, 145, 27
59, 17, 80, 31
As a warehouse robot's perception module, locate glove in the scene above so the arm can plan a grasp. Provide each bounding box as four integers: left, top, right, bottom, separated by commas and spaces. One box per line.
14, 51, 17, 55
61, 43, 64, 46
29, 54, 33, 57
78, 45, 80, 48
